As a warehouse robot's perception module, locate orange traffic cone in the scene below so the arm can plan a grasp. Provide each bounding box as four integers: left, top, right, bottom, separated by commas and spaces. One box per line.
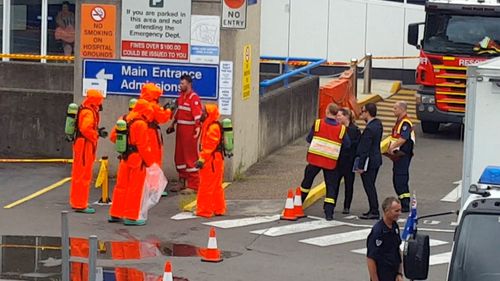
200, 227, 223, 263
162, 261, 173, 281
294, 187, 306, 218
280, 189, 298, 221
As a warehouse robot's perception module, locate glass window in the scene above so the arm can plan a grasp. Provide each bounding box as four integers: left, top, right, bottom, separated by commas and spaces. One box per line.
423, 13, 500, 56
48, 0, 75, 56
10, 0, 41, 55
448, 213, 500, 281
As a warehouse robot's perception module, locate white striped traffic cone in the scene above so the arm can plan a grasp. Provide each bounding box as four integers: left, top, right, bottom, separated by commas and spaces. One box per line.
281, 188, 298, 221
294, 187, 306, 218
200, 227, 223, 262
162, 261, 173, 281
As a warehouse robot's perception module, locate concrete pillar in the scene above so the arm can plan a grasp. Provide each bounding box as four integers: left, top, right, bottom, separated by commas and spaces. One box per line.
73, 1, 261, 181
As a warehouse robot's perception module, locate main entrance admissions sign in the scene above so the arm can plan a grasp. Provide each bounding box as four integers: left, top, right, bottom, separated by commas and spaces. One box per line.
83, 59, 218, 100
121, 0, 192, 62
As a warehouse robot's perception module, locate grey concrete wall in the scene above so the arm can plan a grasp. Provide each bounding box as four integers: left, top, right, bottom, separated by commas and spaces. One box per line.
258, 76, 319, 160
0, 62, 74, 92
0, 89, 73, 158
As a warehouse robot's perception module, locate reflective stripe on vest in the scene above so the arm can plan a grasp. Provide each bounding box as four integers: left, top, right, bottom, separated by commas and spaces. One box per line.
399, 193, 411, 199
308, 136, 342, 160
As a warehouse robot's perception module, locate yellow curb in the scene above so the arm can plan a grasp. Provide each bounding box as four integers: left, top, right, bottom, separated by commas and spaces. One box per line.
390, 81, 402, 94
357, 94, 383, 107
302, 135, 392, 209
182, 182, 231, 212
4, 177, 72, 209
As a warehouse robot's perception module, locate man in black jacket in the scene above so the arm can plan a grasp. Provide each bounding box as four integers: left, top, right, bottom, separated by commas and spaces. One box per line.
355, 103, 383, 220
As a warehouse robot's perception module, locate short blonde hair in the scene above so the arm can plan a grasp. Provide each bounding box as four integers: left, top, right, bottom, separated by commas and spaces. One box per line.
327, 103, 339, 116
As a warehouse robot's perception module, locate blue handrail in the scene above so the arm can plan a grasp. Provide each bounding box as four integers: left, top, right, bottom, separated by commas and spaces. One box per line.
260, 57, 326, 95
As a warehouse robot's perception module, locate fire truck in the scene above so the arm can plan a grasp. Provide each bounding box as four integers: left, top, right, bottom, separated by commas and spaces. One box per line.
407, 0, 500, 133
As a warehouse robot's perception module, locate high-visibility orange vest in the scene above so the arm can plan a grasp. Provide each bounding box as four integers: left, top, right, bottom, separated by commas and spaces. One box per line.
390, 115, 415, 145
307, 119, 346, 170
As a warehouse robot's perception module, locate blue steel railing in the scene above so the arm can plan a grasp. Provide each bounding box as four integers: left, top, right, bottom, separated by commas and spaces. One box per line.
260, 56, 326, 95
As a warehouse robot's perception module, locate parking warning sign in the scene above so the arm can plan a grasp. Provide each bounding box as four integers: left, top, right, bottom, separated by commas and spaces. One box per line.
121, 0, 192, 62
222, 0, 247, 29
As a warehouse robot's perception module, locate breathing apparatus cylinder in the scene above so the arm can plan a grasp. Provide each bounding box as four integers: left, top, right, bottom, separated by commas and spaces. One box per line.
222, 118, 234, 157
64, 103, 79, 136
115, 119, 128, 154
128, 98, 137, 111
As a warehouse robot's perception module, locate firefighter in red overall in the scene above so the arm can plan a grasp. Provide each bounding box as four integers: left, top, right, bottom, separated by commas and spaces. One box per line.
299, 103, 350, 220
167, 74, 203, 193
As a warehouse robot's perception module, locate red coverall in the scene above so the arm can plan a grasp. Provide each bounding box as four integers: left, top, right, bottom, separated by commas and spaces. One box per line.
109, 100, 155, 221
139, 83, 171, 165
196, 104, 226, 218
70, 90, 103, 210
174, 90, 203, 190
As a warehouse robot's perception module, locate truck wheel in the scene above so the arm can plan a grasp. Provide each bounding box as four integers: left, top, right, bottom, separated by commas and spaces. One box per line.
421, 121, 440, 134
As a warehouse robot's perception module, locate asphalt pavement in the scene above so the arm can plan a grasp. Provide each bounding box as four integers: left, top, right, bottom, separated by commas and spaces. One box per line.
0, 123, 464, 280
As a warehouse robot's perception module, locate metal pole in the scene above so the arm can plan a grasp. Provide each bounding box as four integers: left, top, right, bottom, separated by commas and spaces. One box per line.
351, 58, 358, 98
363, 53, 373, 95
61, 211, 70, 281
88, 235, 98, 281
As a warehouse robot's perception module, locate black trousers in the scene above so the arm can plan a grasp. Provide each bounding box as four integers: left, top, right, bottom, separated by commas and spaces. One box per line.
393, 155, 412, 209
361, 168, 380, 215
334, 164, 355, 210
300, 164, 340, 216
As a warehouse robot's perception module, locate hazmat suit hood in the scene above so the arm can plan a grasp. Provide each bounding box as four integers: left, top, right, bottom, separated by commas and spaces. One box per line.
204, 103, 220, 124
132, 99, 154, 122
140, 83, 163, 102
83, 89, 104, 109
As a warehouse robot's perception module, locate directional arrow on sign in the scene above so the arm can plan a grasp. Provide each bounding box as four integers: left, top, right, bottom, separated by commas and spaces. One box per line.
96, 68, 113, 80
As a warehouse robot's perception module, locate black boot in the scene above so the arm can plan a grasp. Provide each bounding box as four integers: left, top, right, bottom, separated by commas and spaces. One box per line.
401, 198, 410, 213
324, 204, 335, 221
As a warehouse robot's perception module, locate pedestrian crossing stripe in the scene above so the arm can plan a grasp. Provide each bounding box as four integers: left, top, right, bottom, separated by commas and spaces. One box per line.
250, 219, 344, 237
429, 251, 452, 266
202, 215, 281, 229
299, 228, 372, 247
350, 239, 449, 255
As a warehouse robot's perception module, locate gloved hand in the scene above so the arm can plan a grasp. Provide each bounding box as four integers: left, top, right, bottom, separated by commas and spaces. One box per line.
195, 159, 205, 169
163, 99, 178, 111
98, 127, 108, 138
64, 135, 74, 142
166, 126, 175, 134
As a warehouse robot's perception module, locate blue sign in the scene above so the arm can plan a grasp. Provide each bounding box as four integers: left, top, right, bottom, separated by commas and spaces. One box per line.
83, 59, 219, 100
248, 0, 258, 5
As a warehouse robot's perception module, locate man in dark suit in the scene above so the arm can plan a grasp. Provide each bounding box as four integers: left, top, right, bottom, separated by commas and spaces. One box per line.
355, 103, 383, 220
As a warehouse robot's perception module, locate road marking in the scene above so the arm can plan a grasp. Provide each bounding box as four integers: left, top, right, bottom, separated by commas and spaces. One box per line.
299, 229, 372, 247
430, 251, 452, 266
397, 218, 407, 224
250, 219, 345, 237
3, 177, 72, 209
441, 180, 462, 202
350, 239, 449, 255
182, 182, 231, 212
170, 212, 197, 220
423, 220, 441, 225
450, 221, 459, 226
203, 215, 281, 229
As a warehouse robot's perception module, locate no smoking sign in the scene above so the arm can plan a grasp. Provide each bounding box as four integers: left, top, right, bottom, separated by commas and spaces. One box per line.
91, 7, 106, 22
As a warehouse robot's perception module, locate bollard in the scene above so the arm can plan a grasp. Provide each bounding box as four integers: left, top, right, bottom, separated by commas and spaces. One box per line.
89, 235, 98, 281
95, 157, 111, 204
61, 211, 70, 281
351, 58, 358, 98
363, 53, 373, 95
